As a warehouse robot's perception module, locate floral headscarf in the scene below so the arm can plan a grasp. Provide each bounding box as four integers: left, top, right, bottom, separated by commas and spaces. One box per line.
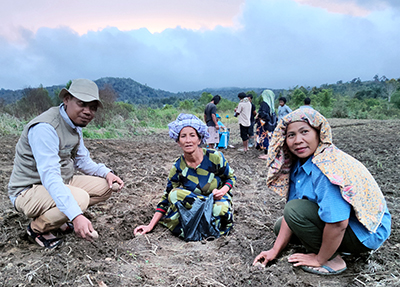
266, 107, 386, 232
168, 113, 210, 144
261, 89, 276, 114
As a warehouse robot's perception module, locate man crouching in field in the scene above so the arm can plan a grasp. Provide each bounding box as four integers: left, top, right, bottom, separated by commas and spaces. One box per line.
7, 78, 124, 248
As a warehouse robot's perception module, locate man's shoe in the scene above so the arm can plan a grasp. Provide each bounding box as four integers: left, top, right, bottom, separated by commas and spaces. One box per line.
27, 224, 63, 249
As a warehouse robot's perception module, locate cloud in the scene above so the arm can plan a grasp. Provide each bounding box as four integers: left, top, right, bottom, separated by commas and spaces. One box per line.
0, 0, 245, 36
295, 0, 400, 15
0, 0, 399, 92
347, 0, 400, 9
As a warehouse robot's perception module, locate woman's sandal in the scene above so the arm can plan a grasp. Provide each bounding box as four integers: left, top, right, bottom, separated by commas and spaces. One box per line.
27, 224, 63, 249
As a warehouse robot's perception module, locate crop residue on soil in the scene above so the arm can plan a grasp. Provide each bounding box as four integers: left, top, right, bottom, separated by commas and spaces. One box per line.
1, 119, 399, 286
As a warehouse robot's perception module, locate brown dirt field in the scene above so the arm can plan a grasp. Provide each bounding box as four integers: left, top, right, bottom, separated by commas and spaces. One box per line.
1, 118, 399, 287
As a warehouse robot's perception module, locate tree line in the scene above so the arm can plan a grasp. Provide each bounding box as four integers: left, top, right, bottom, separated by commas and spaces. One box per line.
1, 76, 399, 138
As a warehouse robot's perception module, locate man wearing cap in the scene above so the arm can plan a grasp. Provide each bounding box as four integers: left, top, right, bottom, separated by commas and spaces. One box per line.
8, 78, 124, 248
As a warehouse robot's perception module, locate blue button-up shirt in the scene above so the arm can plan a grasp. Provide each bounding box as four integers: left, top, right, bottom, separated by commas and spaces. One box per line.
289, 157, 391, 250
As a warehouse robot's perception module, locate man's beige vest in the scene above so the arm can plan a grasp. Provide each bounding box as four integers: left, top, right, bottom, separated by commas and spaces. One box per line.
8, 107, 80, 198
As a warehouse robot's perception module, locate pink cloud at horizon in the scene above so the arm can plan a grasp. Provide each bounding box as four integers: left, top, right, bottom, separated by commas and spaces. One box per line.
0, 0, 245, 39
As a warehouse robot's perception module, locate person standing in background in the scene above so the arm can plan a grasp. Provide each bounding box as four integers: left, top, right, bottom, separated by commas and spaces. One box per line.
300, 97, 313, 109
248, 94, 257, 148
278, 97, 292, 122
204, 95, 221, 149
256, 89, 277, 159
234, 92, 252, 152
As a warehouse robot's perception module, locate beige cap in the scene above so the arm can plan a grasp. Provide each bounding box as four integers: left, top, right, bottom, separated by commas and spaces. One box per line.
59, 79, 103, 108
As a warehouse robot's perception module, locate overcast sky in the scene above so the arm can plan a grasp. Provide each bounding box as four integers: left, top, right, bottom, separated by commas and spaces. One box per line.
1, 0, 399, 92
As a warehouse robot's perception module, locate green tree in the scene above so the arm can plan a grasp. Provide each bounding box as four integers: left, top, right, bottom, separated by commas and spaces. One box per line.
391, 91, 400, 109
350, 77, 362, 85
318, 89, 333, 108
245, 90, 259, 105
13, 85, 53, 119
216, 98, 237, 112
99, 84, 117, 106
198, 92, 213, 106
0, 98, 5, 113
162, 104, 174, 110
354, 87, 382, 100
52, 88, 62, 105
385, 78, 400, 103
179, 99, 194, 110
65, 80, 72, 89
52, 80, 72, 106
290, 88, 307, 107
310, 86, 323, 96
92, 84, 118, 126
298, 86, 309, 95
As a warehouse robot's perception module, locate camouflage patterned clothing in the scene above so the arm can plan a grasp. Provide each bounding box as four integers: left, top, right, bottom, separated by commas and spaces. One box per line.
156, 148, 236, 238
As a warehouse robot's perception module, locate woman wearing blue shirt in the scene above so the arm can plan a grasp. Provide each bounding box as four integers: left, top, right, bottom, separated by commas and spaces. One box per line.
253, 108, 391, 275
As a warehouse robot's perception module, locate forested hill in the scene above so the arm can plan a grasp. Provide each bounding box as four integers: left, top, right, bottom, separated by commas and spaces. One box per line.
0, 76, 398, 107
94, 78, 284, 104
0, 77, 177, 105
0, 77, 281, 106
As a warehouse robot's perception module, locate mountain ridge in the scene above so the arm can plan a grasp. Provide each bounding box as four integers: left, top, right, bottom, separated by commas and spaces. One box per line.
0, 77, 281, 105
1, 76, 395, 106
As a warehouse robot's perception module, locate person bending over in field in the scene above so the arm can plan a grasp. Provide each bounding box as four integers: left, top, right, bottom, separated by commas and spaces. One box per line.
8, 79, 124, 249
253, 107, 391, 275
256, 89, 277, 159
134, 113, 236, 241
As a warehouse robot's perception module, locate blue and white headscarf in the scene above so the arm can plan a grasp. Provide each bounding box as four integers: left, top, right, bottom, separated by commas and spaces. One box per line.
168, 113, 210, 144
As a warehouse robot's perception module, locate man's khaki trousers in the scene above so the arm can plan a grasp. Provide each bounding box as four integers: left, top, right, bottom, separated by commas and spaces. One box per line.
15, 175, 112, 233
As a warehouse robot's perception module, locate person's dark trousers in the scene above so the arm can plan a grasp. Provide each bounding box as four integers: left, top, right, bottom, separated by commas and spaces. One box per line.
273, 199, 371, 257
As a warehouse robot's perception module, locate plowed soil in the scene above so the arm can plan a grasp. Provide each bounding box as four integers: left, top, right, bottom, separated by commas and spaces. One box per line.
1, 118, 399, 286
